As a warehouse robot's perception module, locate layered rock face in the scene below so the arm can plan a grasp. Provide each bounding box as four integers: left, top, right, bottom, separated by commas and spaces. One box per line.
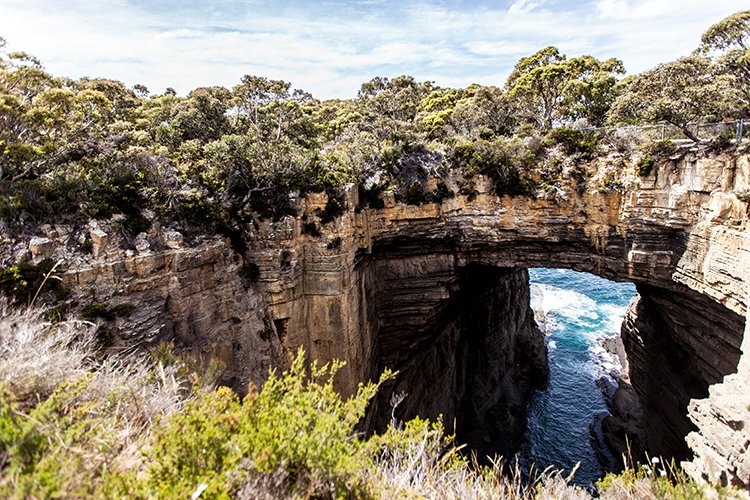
3, 149, 749, 485
605, 286, 744, 464
684, 307, 750, 487
26, 229, 286, 392
364, 257, 548, 457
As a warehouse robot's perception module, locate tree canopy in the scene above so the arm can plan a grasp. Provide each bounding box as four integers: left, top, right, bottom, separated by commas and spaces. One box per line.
0, 11, 747, 234
698, 10, 750, 113
505, 46, 624, 130
608, 56, 737, 141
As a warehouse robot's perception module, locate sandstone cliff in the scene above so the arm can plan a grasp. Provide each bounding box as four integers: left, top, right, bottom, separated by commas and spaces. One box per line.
1, 146, 748, 485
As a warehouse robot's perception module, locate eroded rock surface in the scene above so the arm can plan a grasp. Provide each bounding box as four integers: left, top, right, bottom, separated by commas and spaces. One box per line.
56, 235, 284, 392
1, 148, 749, 485
606, 287, 744, 465
365, 261, 548, 458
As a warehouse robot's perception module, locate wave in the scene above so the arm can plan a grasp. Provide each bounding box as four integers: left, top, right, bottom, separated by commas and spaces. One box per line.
536, 284, 598, 327
523, 268, 637, 485
534, 281, 633, 344
598, 303, 630, 335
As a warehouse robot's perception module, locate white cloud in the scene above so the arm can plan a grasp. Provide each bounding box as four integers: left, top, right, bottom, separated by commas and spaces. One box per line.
0, 0, 747, 99
595, 0, 675, 20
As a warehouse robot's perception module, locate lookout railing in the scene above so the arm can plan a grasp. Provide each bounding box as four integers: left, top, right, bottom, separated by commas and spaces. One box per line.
577, 119, 748, 144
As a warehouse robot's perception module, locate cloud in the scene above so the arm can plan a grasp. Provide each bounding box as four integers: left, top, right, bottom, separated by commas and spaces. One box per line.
0, 0, 747, 99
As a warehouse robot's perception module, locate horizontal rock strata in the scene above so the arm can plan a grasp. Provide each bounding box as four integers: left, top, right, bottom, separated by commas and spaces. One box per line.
2, 149, 748, 485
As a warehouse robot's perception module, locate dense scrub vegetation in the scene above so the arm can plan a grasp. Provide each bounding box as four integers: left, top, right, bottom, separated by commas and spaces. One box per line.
0, 302, 744, 499
1, 11, 750, 498
1, 11, 748, 238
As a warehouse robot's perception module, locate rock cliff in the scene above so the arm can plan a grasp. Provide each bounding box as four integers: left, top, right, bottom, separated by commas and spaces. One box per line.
1, 147, 748, 485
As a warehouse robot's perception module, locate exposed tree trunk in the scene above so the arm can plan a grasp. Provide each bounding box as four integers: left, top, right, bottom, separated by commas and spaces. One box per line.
680, 124, 702, 142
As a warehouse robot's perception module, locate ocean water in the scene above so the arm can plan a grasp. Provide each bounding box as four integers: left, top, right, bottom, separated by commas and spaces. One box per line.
518, 268, 637, 485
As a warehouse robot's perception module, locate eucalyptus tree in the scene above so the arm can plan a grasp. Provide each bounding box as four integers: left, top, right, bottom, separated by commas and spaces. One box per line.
166, 77, 318, 218
608, 56, 736, 142
417, 85, 517, 139
505, 46, 624, 130
356, 75, 433, 141
562, 55, 625, 126
697, 10, 750, 113
0, 43, 56, 180
417, 86, 474, 139
231, 75, 315, 145
451, 85, 518, 137
170, 86, 232, 144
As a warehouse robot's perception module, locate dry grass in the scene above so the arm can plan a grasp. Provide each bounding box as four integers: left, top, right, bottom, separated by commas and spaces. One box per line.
1, 299, 747, 499
364, 418, 590, 499
0, 300, 95, 402
0, 298, 194, 494
0, 297, 188, 418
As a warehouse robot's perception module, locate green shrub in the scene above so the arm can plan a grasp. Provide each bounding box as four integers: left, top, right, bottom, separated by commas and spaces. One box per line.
0, 259, 61, 306
422, 108, 453, 139
367, 415, 459, 467
132, 349, 393, 498
148, 341, 226, 390
81, 303, 112, 321
636, 155, 655, 176
357, 183, 386, 210
600, 179, 625, 193
478, 128, 495, 140
0, 377, 116, 499
544, 127, 599, 158
135, 386, 242, 498
646, 139, 677, 159
81, 302, 135, 322
596, 458, 708, 499
451, 138, 536, 198
404, 182, 427, 205
111, 303, 136, 317
431, 181, 454, 203
0, 177, 87, 226
319, 193, 346, 224
635, 140, 678, 178
172, 191, 226, 229
87, 169, 144, 220
0, 384, 22, 462
238, 184, 298, 221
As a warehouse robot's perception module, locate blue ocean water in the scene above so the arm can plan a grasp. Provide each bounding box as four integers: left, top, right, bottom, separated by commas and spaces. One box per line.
519, 268, 637, 485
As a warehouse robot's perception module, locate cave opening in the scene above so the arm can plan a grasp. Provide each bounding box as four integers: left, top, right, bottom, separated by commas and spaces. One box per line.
517, 268, 636, 485
365, 246, 745, 487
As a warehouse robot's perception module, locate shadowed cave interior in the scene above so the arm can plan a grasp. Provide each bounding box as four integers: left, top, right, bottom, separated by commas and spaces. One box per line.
360, 258, 744, 484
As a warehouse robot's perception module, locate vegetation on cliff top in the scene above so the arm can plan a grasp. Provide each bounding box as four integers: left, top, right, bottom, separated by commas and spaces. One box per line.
0, 12, 749, 498
0, 301, 744, 499
0, 11, 748, 237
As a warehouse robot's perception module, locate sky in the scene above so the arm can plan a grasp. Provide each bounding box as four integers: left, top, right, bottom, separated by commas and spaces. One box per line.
0, 0, 747, 100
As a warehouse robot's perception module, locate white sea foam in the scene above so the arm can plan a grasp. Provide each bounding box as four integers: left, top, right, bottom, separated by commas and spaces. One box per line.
534, 280, 629, 378
598, 303, 629, 335
537, 284, 598, 322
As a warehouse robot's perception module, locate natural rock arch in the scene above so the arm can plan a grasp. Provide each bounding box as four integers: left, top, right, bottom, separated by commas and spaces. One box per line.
48, 151, 749, 485
248, 151, 749, 484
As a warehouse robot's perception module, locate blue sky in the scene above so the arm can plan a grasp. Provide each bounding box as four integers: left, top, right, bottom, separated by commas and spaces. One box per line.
0, 1, 747, 99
